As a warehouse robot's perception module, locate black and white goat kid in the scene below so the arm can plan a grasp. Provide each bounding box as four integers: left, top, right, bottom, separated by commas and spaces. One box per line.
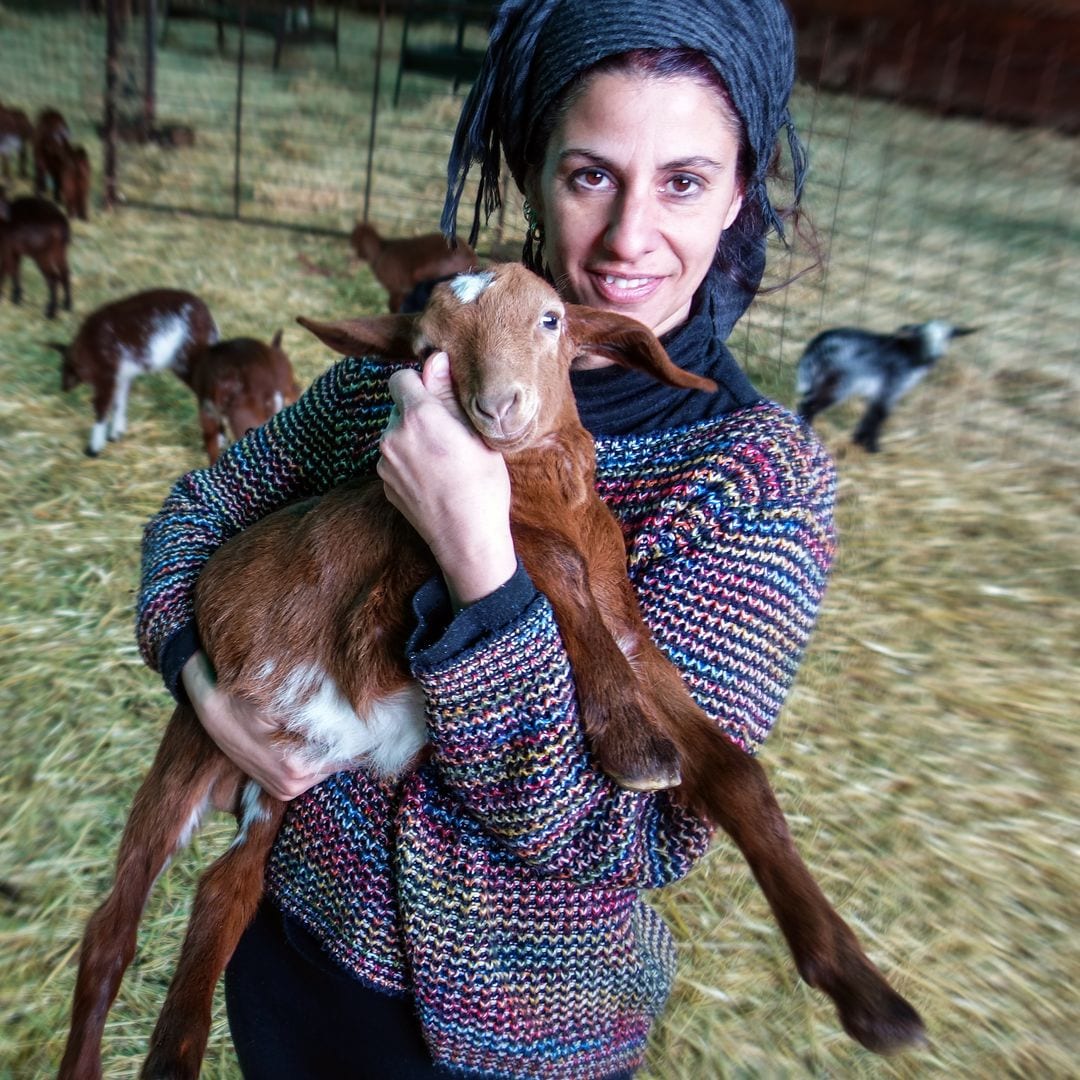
796, 320, 976, 451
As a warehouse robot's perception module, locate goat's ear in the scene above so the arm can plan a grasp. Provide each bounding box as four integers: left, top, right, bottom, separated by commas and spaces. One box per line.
564, 305, 717, 393
296, 314, 416, 360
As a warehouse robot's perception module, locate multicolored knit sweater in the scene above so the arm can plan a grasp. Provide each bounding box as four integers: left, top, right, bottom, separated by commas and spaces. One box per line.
137, 353, 836, 1080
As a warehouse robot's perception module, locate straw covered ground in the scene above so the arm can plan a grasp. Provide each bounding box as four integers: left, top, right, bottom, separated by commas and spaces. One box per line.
1, 6, 1078, 1079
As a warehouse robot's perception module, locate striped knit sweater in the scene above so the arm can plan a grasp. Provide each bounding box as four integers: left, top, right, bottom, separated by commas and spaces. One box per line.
137, 353, 836, 1080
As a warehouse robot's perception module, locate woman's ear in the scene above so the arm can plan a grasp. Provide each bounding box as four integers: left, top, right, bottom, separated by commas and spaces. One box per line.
721, 187, 744, 232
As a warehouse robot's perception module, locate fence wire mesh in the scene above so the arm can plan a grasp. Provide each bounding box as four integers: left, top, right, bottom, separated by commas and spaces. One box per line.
0, 1, 1076, 458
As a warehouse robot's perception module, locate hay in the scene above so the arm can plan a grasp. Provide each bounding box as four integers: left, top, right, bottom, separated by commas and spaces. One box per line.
1, 9, 1078, 1080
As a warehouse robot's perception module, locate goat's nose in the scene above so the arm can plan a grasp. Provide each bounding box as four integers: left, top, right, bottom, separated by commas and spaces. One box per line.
472, 387, 530, 438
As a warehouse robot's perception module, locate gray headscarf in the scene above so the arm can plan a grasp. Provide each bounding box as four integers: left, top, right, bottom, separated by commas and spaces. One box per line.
441, 0, 807, 247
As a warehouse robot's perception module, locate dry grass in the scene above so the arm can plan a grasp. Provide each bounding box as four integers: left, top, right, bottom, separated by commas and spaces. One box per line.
1, 7, 1079, 1079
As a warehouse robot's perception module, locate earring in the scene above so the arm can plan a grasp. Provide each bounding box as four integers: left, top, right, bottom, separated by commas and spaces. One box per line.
522, 199, 545, 272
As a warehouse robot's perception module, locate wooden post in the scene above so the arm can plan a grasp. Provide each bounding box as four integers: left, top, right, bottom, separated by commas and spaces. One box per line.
103, 0, 120, 209
362, 0, 385, 224
144, 0, 157, 135
233, 1, 247, 218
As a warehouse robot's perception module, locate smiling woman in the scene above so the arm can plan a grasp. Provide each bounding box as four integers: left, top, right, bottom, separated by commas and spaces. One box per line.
534, 65, 746, 341
129, 1, 852, 1078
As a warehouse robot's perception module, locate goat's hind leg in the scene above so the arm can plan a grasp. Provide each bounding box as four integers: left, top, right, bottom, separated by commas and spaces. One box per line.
141, 784, 285, 1080
58, 704, 231, 1080
665, 674, 925, 1054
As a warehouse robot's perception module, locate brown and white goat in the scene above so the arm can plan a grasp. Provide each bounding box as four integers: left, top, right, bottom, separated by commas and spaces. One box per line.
0, 103, 33, 180
51, 288, 219, 456
350, 220, 478, 313
0, 191, 71, 319
58, 265, 924, 1080
185, 330, 302, 463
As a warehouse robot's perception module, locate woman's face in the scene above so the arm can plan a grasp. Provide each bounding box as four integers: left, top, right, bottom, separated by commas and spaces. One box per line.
533, 69, 745, 345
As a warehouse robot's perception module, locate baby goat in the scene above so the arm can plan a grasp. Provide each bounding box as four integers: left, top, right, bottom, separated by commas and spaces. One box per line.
59, 265, 923, 1080
52, 288, 218, 456
186, 331, 302, 463
0, 103, 33, 180
0, 191, 71, 319
350, 220, 477, 313
796, 319, 977, 451
58, 144, 91, 222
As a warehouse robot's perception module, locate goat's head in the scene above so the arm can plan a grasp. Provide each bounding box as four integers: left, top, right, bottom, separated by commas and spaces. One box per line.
898, 320, 979, 363
349, 222, 381, 264
298, 263, 716, 455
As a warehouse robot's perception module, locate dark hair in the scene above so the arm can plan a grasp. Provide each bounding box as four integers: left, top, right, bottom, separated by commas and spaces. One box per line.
522, 47, 805, 298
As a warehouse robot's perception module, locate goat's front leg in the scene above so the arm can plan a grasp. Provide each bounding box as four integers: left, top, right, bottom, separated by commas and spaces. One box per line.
141, 784, 285, 1080
853, 400, 889, 452
58, 705, 233, 1080
514, 523, 681, 791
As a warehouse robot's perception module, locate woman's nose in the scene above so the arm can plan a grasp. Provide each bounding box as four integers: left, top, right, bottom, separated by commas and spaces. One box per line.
604, 190, 656, 260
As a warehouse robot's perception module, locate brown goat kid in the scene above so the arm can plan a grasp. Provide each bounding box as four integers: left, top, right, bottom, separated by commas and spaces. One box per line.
350, 220, 477, 312
58, 144, 91, 222
31, 107, 91, 220
0, 103, 33, 180
58, 265, 924, 1080
33, 108, 71, 199
0, 191, 71, 319
52, 288, 218, 456
186, 331, 302, 463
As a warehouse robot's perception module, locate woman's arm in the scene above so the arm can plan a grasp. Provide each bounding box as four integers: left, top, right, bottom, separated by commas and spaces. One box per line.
410, 407, 837, 888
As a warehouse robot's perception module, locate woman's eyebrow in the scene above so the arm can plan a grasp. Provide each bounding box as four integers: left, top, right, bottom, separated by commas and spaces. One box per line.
558, 149, 728, 172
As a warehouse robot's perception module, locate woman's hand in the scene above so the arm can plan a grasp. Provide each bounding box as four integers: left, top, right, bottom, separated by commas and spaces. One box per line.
182, 651, 335, 810
378, 351, 517, 609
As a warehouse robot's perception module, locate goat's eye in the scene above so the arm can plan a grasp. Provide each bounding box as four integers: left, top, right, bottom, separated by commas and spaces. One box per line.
541, 312, 560, 331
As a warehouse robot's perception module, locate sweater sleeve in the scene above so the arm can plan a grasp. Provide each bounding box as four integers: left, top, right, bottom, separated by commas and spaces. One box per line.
136, 356, 397, 688
409, 405, 836, 888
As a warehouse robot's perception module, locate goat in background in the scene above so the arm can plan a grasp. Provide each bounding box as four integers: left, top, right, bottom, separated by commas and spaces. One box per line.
186, 331, 302, 463
58, 265, 924, 1080
51, 288, 218, 455
350, 220, 477, 313
0, 189, 71, 319
796, 320, 977, 451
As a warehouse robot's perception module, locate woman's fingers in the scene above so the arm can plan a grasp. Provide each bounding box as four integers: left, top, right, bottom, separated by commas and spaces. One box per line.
182, 652, 335, 805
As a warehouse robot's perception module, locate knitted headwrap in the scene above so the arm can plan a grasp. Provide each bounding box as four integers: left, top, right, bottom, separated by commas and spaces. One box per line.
441, 0, 806, 248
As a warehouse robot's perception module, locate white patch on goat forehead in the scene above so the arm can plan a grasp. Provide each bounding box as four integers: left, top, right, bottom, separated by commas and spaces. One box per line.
450, 270, 496, 304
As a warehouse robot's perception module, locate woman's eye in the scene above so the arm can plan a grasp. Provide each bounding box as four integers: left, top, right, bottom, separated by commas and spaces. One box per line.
667, 174, 703, 197
541, 312, 560, 331
572, 168, 611, 191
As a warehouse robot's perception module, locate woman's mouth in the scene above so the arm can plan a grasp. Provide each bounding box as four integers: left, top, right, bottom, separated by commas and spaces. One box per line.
590, 271, 663, 304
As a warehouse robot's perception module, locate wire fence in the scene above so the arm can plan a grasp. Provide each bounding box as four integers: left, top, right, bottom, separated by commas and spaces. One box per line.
1, 1, 1076, 456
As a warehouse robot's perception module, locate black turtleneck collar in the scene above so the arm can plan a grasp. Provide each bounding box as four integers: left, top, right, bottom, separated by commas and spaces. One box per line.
570, 265, 764, 438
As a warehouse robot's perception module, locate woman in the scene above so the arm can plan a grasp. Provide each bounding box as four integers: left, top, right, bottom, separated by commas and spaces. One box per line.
137, 0, 836, 1076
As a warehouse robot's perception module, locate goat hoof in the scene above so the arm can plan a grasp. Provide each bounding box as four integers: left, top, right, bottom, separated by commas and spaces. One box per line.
838, 984, 927, 1055
602, 734, 682, 792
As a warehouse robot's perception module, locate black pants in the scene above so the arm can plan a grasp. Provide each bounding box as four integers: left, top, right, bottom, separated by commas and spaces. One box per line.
226, 899, 638, 1080
225, 900, 455, 1079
